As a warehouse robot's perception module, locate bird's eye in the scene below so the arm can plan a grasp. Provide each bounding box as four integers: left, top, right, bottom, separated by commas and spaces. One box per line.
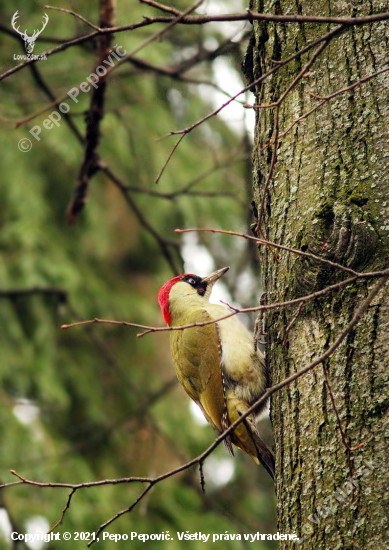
187, 278, 196, 285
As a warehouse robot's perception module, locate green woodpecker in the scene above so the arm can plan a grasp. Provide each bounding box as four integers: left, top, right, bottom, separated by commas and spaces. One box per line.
158, 266, 275, 479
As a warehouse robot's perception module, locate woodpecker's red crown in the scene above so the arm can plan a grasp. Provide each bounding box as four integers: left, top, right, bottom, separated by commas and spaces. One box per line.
158, 274, 199, 325
158, 267, 229, 325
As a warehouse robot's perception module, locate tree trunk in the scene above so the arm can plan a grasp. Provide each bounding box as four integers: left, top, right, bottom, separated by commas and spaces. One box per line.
247, 0, 389, 547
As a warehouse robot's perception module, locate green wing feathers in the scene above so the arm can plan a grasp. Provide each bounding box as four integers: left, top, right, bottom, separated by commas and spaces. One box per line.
170, 310, 225, 434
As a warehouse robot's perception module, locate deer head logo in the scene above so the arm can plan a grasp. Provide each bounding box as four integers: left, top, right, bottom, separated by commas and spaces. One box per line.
11, 11, 49, 54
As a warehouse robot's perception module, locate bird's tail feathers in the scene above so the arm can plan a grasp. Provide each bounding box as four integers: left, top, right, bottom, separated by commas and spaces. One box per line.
242, 418, 275, 480
223, 436, 234, 456
226, 394, 275, 480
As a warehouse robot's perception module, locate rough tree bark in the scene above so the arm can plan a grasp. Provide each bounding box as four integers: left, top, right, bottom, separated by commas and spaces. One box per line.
246, 0, 389, 547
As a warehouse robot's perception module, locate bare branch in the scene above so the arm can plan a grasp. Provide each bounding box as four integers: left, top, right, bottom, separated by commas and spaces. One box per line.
15, 39, 243, 129
15, 90, 77, 129
90, 485, 154, 544
154, 134, 186, 185
323, 365, 364, 445
125, 56, 235, 98
66, 0, 203, 222
60, 315, 238, 334
310, 65, 389, 101
199, 461, 205, 493
175, 228, 361, 275
48, 488, 76, 533
66, 0, 116, 224
282, 303, 305, 346
139, 0, 181, 16
45, 5, 101, 31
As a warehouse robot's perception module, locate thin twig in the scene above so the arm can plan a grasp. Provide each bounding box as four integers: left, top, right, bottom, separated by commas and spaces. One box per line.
199, 461, 205, 493
14, 35, 244, 129
175, 228, 361, 275
126, 56, 236, 98
90, 485, 154, 545
310, 65, 389, 101
282, 303, 305, 346
45, 5, 101, 31
245, 10, 389, 26
140, 0, 181, 16
322, 362, 364, 489
254, 292, 267, 351
154, 134, 185, 185
322, 364, 365, 454
48, 488, 76, 533
15, 91, 75, 129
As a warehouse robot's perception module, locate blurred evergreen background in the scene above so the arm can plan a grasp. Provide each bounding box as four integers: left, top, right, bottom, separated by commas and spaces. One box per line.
0, 0, 276, 548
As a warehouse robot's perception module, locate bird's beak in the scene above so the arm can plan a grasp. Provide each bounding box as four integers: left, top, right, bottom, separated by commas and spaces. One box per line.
202, 266, 229, 285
